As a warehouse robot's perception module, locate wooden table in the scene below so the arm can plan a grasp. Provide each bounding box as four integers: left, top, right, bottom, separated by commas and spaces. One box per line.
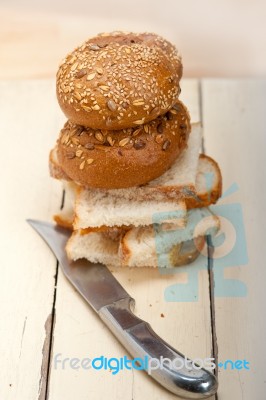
0, 79, 265, 400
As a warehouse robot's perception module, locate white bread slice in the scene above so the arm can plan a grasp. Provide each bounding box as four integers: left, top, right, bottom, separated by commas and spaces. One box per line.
74, 194, 187, 229
54, 153, 222, 230
120, 208, 220, 267
73, 153, 221, 230
66, 208, 220, 268
186, 154, 222, 209
50, 123, 202, 202
67, 231, 121, 267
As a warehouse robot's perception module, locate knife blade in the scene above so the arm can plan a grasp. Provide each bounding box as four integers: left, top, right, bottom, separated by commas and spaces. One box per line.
27, 219, 218, 399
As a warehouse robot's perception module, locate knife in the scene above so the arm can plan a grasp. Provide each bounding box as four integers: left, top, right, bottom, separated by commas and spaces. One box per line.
27, 219, 218, 399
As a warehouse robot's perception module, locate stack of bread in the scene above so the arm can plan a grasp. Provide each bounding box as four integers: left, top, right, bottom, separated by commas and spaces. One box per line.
50, 31, 222, 269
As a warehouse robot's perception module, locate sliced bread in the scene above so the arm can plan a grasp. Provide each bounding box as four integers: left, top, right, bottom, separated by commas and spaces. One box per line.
73, 153, 221, 230
119, 208, 220, 267
66, 207, 220, 268
54, 152, 222, 230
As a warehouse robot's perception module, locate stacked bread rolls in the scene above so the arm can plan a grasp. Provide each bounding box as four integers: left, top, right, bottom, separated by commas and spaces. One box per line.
50, 31, 222, 268
55, 31, 190, 189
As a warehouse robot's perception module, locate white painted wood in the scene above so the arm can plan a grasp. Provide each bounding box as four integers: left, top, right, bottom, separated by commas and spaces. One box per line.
202, 79, 266, 399
0, 81, 64, 399
1, 78, 264, 400
48, 79, 216, 400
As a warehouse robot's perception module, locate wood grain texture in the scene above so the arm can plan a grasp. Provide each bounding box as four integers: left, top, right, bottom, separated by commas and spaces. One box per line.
0, 81, 65, 399
5, 78, 264, 399
47, 79, 216, 400
201, 79, 266, 399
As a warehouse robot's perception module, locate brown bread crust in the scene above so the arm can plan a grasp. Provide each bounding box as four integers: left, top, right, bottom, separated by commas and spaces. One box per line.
56, 100, 190, 189
56, 32, 182, 130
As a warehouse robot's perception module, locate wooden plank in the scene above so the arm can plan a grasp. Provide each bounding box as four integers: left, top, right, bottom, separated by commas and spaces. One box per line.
48, 79, 216, 400
201, 79, 266, 399
0, 80, 64, 399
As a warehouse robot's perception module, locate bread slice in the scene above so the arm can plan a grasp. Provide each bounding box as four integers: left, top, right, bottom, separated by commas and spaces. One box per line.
73, 153, 221, 230
66, 208, 220, 268
50, 122, 202, 201
67, 231, 121, 267
74, 192, 187, 229
186, 154, 222, 209
119, 208, 220, 267
54, 152, 222, 230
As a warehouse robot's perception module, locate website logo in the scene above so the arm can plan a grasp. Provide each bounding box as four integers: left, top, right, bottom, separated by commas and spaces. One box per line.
152, 179, 248, 302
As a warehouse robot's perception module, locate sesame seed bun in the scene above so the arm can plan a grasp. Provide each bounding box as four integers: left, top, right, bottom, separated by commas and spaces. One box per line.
56, 32, 182, 130
56, 100, 190, 189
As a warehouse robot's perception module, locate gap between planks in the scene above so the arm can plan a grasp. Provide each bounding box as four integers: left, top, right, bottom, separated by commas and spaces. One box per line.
199, 79, 219, 400
38, 190, 65, 400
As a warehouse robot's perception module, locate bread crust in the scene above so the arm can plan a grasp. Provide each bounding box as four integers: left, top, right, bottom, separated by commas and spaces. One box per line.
186, 154, 222, 208
56, 32, 182, 130
49, 147, 70, 181
56, 100, 190, 189
53, 214, 73, 230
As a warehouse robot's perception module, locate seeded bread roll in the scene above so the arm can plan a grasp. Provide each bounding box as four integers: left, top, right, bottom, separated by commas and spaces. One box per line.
56, 100, 190, 189
56, 32, 182, 130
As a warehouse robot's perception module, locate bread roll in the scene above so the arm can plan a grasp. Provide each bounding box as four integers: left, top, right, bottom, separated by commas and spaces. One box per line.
56, 100, 190, 189
56, 32, 182, 130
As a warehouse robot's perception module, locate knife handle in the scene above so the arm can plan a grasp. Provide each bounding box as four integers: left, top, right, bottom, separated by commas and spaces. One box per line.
99, 297, 217, 399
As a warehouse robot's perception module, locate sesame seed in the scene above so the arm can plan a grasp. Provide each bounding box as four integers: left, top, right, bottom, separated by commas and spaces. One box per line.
82, 105, 92, 112
79, 160, 86, 170
99, 85, 109, 91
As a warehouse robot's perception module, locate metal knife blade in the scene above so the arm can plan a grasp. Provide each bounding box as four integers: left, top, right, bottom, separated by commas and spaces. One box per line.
27, 219, 218, 399
27, 219, 132, 312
